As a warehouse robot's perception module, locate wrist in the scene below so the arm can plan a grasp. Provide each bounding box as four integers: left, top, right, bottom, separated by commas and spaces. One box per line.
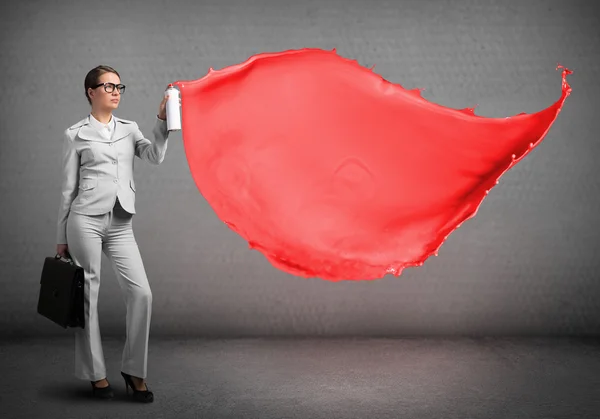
157, 114, 166, 121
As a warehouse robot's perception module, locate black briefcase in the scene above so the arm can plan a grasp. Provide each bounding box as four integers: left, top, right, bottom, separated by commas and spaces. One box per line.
37, 255, 85, 329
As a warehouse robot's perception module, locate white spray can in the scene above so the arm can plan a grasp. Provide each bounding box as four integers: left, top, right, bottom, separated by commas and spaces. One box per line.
165, 84, 181, 131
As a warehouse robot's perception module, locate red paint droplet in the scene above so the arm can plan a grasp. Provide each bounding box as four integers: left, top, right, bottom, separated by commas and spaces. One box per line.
408, 88, 424, 98
172, 48, 572, 281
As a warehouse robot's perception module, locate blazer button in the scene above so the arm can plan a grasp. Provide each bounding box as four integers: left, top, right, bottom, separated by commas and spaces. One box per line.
114, 179, 118, 183
112, 161, 116, 164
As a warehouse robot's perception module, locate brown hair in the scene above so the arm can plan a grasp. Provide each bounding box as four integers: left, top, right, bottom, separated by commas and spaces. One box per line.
84, 65, 121, 105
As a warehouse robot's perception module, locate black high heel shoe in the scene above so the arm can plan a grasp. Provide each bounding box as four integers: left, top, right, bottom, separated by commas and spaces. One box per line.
90, 379, 114, 399
120, 371, 154, 403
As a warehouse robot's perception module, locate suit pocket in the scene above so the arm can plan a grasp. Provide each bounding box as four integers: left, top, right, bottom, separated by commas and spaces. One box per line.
79, 176, 97, 191
130, 179, 136, 192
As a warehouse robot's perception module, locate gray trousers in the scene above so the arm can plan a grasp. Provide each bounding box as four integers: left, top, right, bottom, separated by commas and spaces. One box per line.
66, 198, 152, 381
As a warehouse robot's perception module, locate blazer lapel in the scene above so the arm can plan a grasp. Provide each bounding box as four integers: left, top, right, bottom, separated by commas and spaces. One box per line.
75, 115, 132, 143
112, 116, 134, 142
76, 116, 111, 143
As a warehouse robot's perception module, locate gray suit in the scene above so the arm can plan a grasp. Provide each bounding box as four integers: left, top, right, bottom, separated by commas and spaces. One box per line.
57, 114, 169, 381
57, 115, 169, 244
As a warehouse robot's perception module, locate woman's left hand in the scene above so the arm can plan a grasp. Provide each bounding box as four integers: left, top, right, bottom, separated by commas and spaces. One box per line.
158, 88, 182, 121
157, 95, 168, 121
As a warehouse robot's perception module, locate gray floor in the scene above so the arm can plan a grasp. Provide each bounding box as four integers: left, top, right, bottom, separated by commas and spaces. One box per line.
1, 337, 599, 418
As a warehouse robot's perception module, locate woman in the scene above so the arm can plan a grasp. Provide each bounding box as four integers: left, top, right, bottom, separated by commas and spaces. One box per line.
56, 65, 175, 402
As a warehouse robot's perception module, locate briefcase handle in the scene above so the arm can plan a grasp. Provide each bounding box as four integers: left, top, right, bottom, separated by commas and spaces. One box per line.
55, 254, 75, 265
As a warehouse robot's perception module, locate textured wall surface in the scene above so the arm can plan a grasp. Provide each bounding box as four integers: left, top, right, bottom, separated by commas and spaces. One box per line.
1, 0, 598, 337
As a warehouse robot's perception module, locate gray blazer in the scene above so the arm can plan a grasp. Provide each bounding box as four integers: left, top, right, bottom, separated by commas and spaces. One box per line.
56, 115, 169, 244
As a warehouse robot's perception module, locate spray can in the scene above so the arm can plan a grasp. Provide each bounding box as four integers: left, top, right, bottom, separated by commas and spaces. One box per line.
165, 84, 181, 131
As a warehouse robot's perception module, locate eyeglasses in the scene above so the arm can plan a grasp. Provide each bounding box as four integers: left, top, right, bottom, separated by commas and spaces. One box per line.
92, 82, 126, 94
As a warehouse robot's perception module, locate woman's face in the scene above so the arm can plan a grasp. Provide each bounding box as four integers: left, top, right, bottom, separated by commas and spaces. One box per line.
88, 71, 122, 110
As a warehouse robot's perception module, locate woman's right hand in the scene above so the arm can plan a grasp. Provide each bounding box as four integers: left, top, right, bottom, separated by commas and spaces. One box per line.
56, 244, 70, 258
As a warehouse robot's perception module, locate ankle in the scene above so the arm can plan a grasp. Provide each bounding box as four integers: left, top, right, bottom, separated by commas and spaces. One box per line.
92, 378, 109, 388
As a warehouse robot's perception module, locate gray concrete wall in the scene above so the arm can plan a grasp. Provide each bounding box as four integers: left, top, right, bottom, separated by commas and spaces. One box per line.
1, 0, 598, 337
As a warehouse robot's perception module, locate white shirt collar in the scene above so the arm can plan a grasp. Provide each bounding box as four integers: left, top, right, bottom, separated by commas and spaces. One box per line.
89, 113, 115, 137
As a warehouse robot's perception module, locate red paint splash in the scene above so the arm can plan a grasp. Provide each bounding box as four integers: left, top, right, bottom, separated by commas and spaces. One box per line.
172, 48, 572, 281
